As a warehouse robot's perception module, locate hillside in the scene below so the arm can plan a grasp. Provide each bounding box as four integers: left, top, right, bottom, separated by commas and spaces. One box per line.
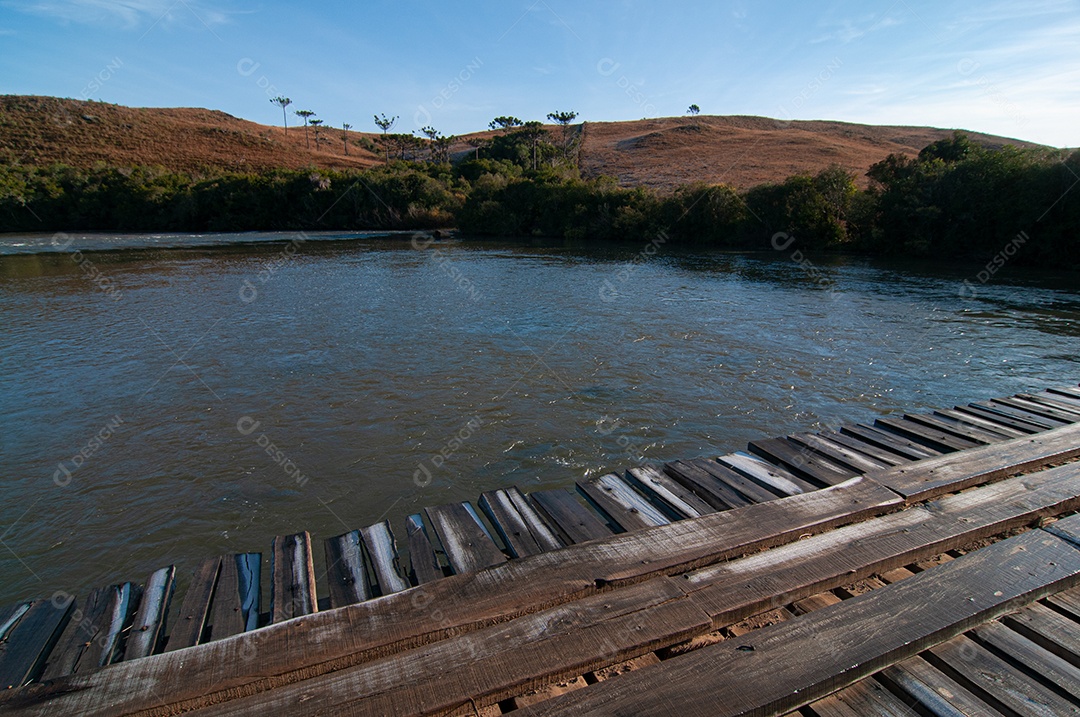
0, 95, 1044, 189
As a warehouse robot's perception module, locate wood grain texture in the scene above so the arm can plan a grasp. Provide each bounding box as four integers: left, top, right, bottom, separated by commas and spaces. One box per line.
841, 423, 942, 460
359, 521, 409, 595
577, 473, 670, 530
164, 557, 220, 651
124, 566, 175, 659
515, 530, 1080, 716
529, 489, 612, 544
0, 599, 72, 688
747, 436, 855, 486
425, 502, 507, 574
1, 478, 901, 716
405, 514, 443, 586
625, 465, 715, 518
869, 421, 1080, 501
716, 453, 816, 495
323, 532, 371, 609
271, 533, 316, 623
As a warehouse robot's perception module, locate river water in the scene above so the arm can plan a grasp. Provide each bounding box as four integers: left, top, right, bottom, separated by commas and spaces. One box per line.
1, 232, 1078, 607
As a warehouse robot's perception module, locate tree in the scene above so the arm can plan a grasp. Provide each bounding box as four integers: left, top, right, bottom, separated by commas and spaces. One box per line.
374, 113, 398, 164
466, 136, 488, 159
294, 110, 315, 148
488, 116, 522, 133
687, 104, 700, 116
271, 96, 292, 133
520, 121, 548, 170
310, 118, 324, 146
546, 110, 578, 163
341, 122, 351, 155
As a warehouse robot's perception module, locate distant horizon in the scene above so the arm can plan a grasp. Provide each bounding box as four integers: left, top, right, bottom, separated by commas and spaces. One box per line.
6, 93, 1060, 150
2, 1, 1077, 148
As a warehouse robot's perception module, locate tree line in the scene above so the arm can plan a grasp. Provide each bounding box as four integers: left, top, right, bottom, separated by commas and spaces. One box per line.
1, 130, 1075, 267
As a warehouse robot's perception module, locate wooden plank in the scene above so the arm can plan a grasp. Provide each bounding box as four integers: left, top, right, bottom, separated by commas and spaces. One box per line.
748, 436, 855, 486
479, 489, 545, 558
932, 407, 1028, 438
529, 489, 612, 544
0, 599, 73, 688
164, 557, 220, 651
695, 457, 788, 502
1029, 391, 1080, 415
874, 417, 980, 452
971, 619, 1080, 699
40, 583, 138, 679
180, 577, 712, 717
1048, 386, 1080, 401
818, 430, 911, 466
323, 531, 371, 608
841, 424, 942, 460
717, 452, 817, 494
359, 521, 410, 595
664, 459, 753, 509
903, 413, 1009, 444
1047, 585, 1080, 622
955, 403, 1048, 433
271, 532, 316, 623
425, 502, 508, 574
513, 530, 1080, 716
577, 473, 670, 530
625, 465, 716, 518
8, 478, 902, 717
1011, 393, 1080, 420
870, 422, 1080, 501
982, 399, 1067, 428
1000, 602, 1080, 666
123, 566, 175, 659
787, 433, 892, 473
879, 656, 1006, 717
505, 487, 563, 552
968, 400, 1061, 430
210, 555, 246, 639
926, 635, 1080, 715
808, 678, 919, 717
405, 515, 443, 586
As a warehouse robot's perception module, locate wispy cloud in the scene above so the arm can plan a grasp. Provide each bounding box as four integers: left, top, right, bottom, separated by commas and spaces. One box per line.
811, 14, 902, 44
4, 0, 232, 30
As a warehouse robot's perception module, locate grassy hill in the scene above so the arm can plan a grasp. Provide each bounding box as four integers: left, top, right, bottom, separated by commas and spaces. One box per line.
0, 95, 1044, 189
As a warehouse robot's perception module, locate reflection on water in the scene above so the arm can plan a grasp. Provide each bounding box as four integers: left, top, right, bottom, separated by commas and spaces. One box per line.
0, 235, 1078, 606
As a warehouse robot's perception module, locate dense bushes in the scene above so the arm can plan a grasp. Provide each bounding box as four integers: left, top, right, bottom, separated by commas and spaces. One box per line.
1, 133, 1075, 266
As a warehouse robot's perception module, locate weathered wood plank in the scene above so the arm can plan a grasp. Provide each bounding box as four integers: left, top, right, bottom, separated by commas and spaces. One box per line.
874, 416, 980, 452
932, 407, 1028, 438
479, 489, 545, 558
625, 465, 715, 519
1046, 585, 1080, 622
971, 620, 1080, 699
980, 399, 1065, 429
695, 457, 788, 502
6, 478, 901, 716
165, 557, 220, 650
818, 430, 911, 467
869, 422, 1080, 501
425, 502, 508, 574
405, 515, 443, 586
748, 436, 855, 486
179, 578, 712, 717
1009, 394, 1080, 421
664, 459, 753, 509
1048, 386, 1080, 402
955, 403, 1049, 433
1001, 601, 1080, 666
717, 452, 816, 495
879, 656, 1006, 717
578, 473, 670, 530
40, 583, 138, 679
271, 533, 316, 623
505, 487, 563, 552
529, 489, 612, 544
1029, 391, 1080, 415
123, 566, 175, 659
0, 599, 73, 688
210, 555, 246, 640
359, 521, 409, 595
926, 634, 1080, 715
841, 424, 942, 460
903, 413, 1010, 444
808, 678, 919, 717
787, 432, 891, 473
323, 531, 371, 608
514, 530, 1080, 716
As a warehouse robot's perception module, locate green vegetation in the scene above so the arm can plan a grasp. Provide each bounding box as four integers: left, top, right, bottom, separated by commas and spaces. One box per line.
1, 130, 1075, 265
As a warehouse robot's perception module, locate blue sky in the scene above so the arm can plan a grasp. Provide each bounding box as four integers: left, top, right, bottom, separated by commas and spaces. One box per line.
2, 0, 1077, 146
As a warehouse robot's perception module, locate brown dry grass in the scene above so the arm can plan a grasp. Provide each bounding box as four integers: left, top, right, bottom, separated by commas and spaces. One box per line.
1, 96, 1042, 189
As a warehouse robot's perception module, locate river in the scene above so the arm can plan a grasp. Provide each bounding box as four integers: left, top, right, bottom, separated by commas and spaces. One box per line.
1, 231, 1078, 607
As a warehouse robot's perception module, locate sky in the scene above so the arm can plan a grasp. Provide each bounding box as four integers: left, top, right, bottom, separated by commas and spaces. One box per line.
1, 0, 1078, 147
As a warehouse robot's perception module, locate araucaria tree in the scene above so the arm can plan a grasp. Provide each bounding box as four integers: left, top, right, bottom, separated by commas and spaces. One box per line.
271, 96, 292, 133
546, 110, 578, 162
295, 109, 315, 148
687, 104, 700, 116
342, 123, 351, 155
310, 118, 324, 146
489, 116, 522, 134
374, 113, 398, 164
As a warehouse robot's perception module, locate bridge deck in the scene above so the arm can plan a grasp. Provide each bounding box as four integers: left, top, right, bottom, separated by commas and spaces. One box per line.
3, 385, 1080, 715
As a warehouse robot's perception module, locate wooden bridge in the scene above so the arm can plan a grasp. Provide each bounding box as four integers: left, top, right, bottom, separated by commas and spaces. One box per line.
4, 385, 1080, 715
